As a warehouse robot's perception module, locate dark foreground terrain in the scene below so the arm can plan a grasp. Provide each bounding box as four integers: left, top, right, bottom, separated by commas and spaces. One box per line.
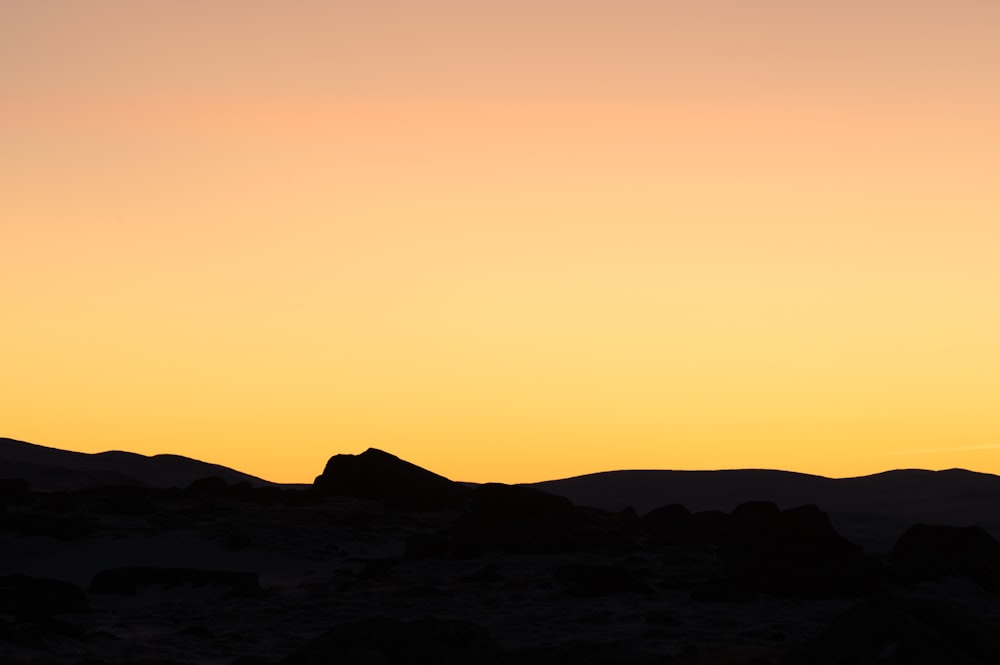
4, 447, 1000, 664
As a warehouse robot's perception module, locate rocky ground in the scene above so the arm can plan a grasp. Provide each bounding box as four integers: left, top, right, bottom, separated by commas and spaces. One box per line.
3, 450, 1000, 664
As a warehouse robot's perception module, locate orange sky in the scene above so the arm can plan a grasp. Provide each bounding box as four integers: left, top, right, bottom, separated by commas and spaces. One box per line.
3, 1, 999, 483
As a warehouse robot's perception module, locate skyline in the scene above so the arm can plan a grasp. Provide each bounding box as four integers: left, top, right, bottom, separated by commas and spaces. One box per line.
4, 1, 999, 483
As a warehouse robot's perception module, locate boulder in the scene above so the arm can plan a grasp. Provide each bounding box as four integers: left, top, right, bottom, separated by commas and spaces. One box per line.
0, 574, 89, 619
469, 483, 574, 521
688, 510, 732, 545
638, 505, 731, 546
186, 475, 231, 497
84, 485, 158, 515
450, 483, 581, 555
567, 505, 642, 553
448, 484, 641, 556
404, 531, 453, 560
639, 503, 692, 545
888, 523, 1000, 593
719, 502, 881, 599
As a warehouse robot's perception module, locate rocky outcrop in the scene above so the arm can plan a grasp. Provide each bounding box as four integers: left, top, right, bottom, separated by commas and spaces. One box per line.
639, 503, 692, 545
639, 504, 733, 546
408, 483, 644, 558
888, 523, 1000, 593
313, 448, 469, 511
449, 483, 583, 555
719, 502, 881, 599
469, 482, 575, 520
0, 574, 89, 619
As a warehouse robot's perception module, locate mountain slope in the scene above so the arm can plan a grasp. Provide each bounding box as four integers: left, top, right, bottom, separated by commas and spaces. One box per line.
530, 467, 1000, 552
0, 437, 272, 491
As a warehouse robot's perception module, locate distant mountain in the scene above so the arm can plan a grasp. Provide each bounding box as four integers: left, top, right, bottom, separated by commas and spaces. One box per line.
7, 436, 1000, 553
530, 467, 1000, 552
0, 437, 272, 491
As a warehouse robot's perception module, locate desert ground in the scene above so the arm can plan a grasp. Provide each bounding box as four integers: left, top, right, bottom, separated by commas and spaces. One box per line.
4, 446, 1000, 664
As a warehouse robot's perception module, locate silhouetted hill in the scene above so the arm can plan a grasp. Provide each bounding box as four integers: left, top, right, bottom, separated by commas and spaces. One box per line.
314, 447, 469, 510
531, 467, 1000, 551
7, 444, 1000, 663
0, 437, 272, 491
7, 436, 1000, 552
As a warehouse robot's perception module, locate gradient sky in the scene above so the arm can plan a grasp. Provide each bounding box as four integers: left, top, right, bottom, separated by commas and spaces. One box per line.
3, 1, 999, 483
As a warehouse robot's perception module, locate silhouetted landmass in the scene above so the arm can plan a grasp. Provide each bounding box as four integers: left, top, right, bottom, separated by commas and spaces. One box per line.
532, 467, 1000, 517
531, 467, 1000, 552
0, 437, 272, 491
4, 440, 1000, 663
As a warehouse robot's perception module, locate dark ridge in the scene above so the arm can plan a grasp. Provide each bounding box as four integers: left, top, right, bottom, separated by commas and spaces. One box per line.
0, 437, 272, 491
530, 467, 1000, 517
530, 467, 1000, 553
4, 443, 1000, 664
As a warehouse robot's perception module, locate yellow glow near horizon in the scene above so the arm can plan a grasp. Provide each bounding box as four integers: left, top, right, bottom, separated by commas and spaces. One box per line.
3, 2, 998, 483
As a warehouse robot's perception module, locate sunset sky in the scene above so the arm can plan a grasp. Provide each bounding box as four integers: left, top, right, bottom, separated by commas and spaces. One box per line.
3, 1, 999, 483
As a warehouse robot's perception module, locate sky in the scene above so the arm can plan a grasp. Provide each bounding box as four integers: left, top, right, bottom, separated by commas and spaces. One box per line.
3, 1, 999, 483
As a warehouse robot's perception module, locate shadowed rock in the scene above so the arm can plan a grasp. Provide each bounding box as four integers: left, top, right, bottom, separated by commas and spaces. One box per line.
0, 478, 31, 500
187, 475, 231, 497
80, 484, 158, 515
404, 531, 454, 559
469, 483, 575, 521
719, 502, 881, 599
888, 523, 1000, 593
407, 487, 637, 558
0, 617, 90, 651
280, 616, 501, 665
313, 448, 469, 511
640, 503, 692, 545
0, 574, 89, 619
0, 510, 92, 540
782, 593, 1000, 664
638, 504, 734, 546
688, 510, 732, 544
450, 483, 581, 555
445, 484, 643, 556
568, 505, 642, 553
